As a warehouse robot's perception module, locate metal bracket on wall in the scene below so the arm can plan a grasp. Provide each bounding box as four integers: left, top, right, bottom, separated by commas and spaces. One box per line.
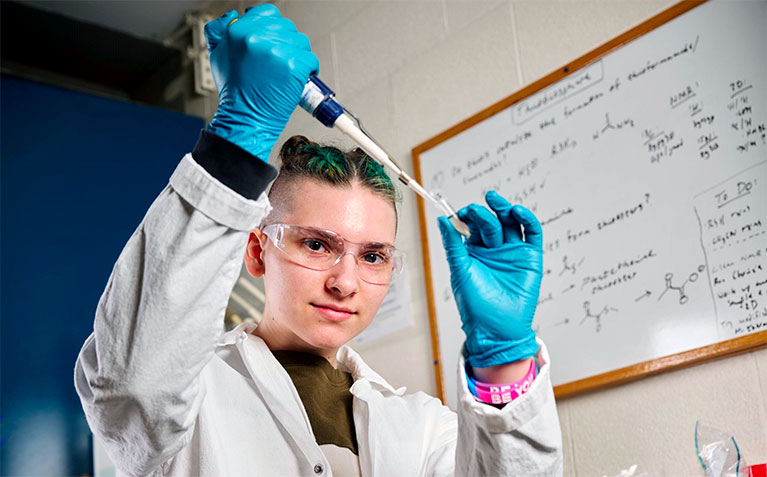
164, 12, 216, 96
189, 13, 216, 96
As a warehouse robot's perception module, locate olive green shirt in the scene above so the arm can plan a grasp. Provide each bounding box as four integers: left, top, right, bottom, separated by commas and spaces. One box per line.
273, 350, 360, 476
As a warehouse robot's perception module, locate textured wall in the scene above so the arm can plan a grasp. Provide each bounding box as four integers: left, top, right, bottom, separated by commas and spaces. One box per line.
196, 1, 766, 475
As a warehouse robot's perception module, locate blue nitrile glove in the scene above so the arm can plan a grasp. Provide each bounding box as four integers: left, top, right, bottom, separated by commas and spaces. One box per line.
437, 191, 543, 368
205, 5, 319, 161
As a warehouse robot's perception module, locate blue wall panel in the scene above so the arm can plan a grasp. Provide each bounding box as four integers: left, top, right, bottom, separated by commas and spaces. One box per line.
1, 76, 205, 476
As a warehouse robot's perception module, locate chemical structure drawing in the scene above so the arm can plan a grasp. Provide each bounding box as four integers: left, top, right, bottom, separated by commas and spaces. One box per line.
559, 255, 585, 276
592, 112, 635, 141
579, 301, 618, 332
658, 264, 706, 305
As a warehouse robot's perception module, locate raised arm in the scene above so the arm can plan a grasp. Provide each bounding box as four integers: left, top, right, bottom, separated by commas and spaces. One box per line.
437, 191, 563, 475
74, 6, 317, 475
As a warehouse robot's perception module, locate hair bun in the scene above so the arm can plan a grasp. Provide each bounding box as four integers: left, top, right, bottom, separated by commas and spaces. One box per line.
279, 135, 315, 162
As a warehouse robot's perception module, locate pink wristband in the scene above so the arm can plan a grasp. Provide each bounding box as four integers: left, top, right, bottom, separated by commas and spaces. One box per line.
470, 359, 536, 405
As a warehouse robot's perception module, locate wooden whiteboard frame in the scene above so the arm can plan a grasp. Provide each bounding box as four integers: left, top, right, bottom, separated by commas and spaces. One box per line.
411, 0, 767, 401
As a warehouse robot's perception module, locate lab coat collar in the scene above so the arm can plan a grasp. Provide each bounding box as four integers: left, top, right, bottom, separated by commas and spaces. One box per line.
219, 323, 407, 397
336, 346, 407, 397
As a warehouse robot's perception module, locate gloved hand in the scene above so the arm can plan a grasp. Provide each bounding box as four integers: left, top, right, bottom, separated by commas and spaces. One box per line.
438, 191, 543, 368
204, 5, 319, 161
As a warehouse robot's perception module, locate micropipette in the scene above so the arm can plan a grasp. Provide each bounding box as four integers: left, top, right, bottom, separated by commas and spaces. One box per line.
298, 75, 471, 237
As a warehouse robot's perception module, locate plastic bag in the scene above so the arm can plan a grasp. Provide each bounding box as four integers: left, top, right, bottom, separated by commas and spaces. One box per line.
695, 421, 748, 477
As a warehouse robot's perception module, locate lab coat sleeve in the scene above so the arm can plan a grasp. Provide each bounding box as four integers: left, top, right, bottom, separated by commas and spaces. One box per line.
74, 131, 277, 477
454, 338, 563, 476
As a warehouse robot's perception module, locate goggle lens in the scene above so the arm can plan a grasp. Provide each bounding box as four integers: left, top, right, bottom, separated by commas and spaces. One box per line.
262, 224, 405, 285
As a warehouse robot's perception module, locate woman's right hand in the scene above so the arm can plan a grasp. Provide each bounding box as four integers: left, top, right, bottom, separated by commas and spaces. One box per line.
204, 5, 319, 162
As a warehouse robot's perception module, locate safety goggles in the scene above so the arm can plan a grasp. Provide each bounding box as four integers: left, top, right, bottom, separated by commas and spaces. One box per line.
261, 223, 406, 285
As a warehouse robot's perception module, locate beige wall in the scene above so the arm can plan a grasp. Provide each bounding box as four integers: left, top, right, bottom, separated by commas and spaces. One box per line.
195, 1, 767, 475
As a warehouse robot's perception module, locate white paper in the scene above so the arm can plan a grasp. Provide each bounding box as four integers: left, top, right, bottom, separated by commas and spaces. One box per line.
353, 268, 414, 345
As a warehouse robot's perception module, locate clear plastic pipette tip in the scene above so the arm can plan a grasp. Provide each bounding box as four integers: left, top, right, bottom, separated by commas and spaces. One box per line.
432, 192, 471, 238
398, 176, 470, 237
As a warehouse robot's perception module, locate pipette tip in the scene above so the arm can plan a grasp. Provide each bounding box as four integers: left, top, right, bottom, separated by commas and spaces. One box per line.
435, 195, 470, 238
449, 215, 471, 238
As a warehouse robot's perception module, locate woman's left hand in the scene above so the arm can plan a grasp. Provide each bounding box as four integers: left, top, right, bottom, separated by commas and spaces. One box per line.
438, 191, 543, 368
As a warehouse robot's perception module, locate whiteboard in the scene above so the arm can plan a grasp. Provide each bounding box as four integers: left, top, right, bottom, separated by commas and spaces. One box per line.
414, 0, 766, 410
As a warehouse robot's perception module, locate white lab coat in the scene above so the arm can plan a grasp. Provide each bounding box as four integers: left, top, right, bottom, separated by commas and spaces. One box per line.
75, 151, 563, 477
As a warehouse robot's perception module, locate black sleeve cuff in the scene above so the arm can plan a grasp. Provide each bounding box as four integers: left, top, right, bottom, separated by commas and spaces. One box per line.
191, 130, 278, 201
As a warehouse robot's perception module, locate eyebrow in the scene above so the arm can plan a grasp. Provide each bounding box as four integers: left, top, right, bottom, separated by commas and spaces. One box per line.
363, 242, 394, 250
302, 226, 394, 249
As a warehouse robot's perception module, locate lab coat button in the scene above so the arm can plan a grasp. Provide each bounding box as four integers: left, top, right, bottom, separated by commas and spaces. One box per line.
314, 464, 324, 474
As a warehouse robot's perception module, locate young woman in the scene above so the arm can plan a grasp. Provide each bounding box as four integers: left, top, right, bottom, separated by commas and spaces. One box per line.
75, 5, 562, 476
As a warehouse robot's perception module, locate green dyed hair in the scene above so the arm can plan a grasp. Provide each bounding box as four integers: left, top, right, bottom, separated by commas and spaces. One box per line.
265, 135, 401, 226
